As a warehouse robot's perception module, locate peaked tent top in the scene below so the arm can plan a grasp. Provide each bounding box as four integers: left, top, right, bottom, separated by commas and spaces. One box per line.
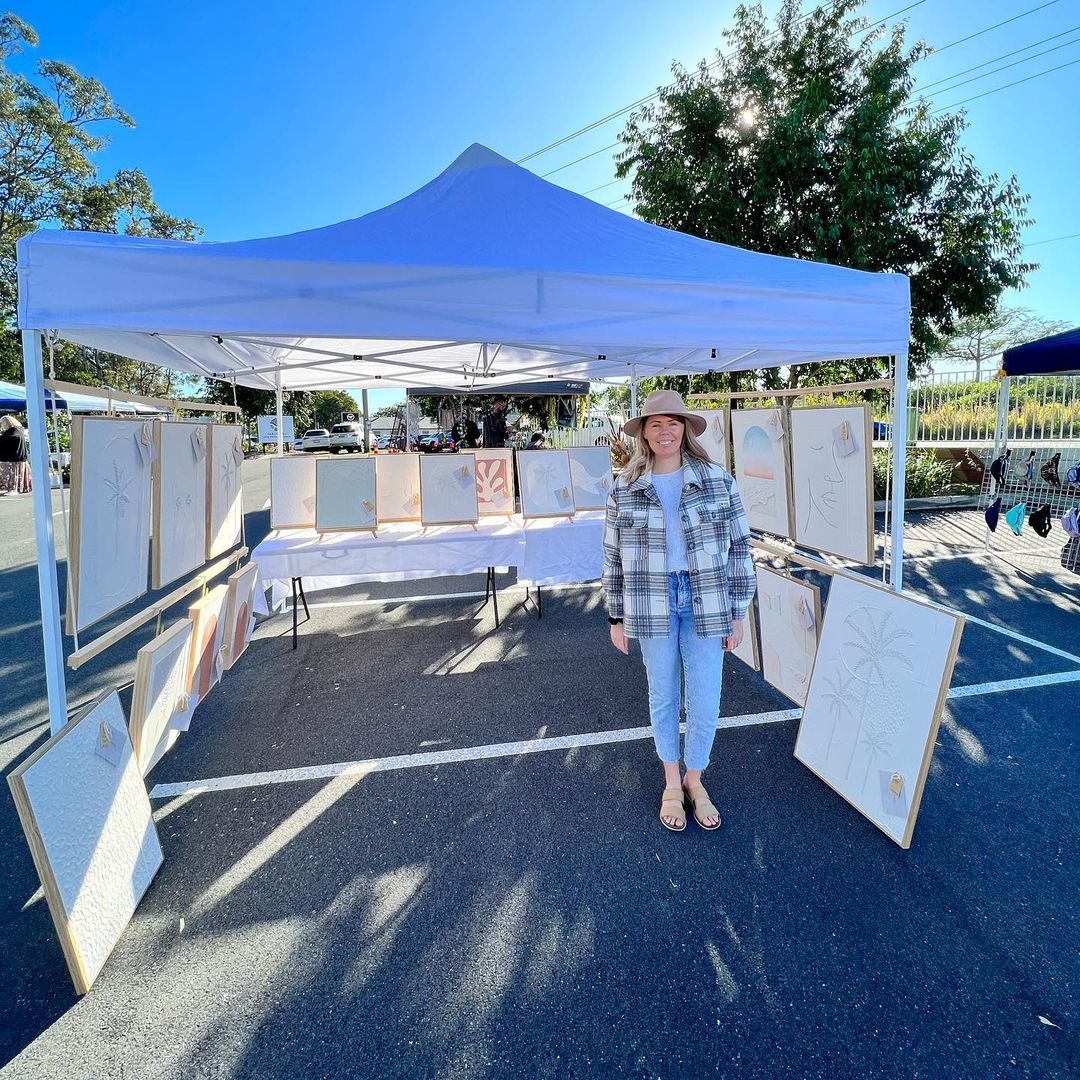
17, 144, 910, 391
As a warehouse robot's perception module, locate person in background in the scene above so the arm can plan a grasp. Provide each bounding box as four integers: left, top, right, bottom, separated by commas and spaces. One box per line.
526, 432, 547, 449
0, 415, 31, 495
482, 398, 508, 449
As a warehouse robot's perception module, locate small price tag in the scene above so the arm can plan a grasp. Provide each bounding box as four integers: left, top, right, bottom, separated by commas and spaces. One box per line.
555, 486, 573, 508
361, 499, 375, 513
232, 435, 245, 466
171, 693, 194, 733
766, 410, 785, 442
833, 420, 858, 458
94, 721, 124, 766
191, 426, 207, 461
795, 597, 816, 631
135, 423, 155, 465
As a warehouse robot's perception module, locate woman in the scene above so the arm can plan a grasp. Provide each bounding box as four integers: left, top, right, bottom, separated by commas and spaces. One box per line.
0, 415, 32, 495
602, 390, 755, 832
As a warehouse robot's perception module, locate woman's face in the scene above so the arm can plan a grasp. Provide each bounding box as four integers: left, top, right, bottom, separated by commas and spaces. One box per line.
643, 415, 685, 459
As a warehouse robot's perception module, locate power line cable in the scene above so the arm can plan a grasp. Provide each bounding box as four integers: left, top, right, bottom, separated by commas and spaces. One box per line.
932, 53, 1080, 110
919, 23, 1080, 89
582, 177, 626, 195
541, 141, 622, 179
1023, 231, 1080, 247
922, 33, 1080, 95
928, 0, 1062, 56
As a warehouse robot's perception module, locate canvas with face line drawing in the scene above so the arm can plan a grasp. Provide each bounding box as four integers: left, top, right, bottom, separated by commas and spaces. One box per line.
153, 421, 209, 589
206, 424, 244, 559
730, 408, 793, 538
567, 446, 614, 510
7, 690, 164, 994
755, 566, 822, 706
689, 408, 731, 471
474, 449, 514, 515
375, 454, 422, 522
794, 574, 965, 848
315, 456, 377, 532
270, 455, 318, 529
186, 583, 230, 707
790, 404, 874, 565
67, 417, 153, 633
129, 618, 193, 775
729, 600, 761, 671
222, 561, 259, 671
517, 449, 575, 519
420, 452, 480, 525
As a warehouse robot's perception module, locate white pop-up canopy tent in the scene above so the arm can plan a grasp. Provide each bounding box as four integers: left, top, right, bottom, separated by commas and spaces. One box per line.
18, 142, 912, 733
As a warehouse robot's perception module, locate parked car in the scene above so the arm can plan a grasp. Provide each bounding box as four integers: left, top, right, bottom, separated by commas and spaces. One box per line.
301, 428, 330, 451
292, 434, 304, 452
329, 422, 365, 453
419, 431, 452, 452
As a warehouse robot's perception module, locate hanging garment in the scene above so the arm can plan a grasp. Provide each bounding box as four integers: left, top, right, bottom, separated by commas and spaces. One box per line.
989, 448, 1011, 491
1066, 462, 1080, 486
1023, 450, 1036, 483
1040, 453, 1062, 488
1062, 537, 1080, 575
984, 496, 1002, 532
1005, 502, 1026, 536
1029, 504, 1052, 538
1062, 507, 1080, 538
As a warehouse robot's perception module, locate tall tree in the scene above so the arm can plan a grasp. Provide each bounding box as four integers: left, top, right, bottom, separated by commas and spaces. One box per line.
617, 0, 1034, 391
933, 307, 1070, 381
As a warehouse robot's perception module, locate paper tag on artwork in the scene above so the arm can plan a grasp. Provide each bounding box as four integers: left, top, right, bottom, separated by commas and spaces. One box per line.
599, 476, 610, 492
171, 693, 194, 733
766, 410, 785, 442
555, 486, 573, 508
303, 494, 316, 512
361, 499, 375, 514
135, 423, 155, 465
795, 597, 816, 631
879, 770, 909, 819
232, 435, 245, 466
246, 614, 256, 638
94, 721, 124, 766
832, 420, 858, 458
455, 464, 472, 489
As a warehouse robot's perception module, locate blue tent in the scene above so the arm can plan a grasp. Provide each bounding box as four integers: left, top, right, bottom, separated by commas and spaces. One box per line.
0, 380, 161, 414
1002, 327, 1080, 377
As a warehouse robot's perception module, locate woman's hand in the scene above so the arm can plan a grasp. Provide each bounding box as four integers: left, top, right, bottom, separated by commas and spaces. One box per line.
723, 618, 745, 653
609, 622, 629, 654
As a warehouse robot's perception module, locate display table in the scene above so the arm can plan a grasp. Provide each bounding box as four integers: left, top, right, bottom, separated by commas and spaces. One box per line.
518, 511, 605, 585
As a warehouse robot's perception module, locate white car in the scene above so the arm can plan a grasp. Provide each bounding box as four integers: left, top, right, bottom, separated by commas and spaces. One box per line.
328, 422, 365, 453
301, 428, 330, 452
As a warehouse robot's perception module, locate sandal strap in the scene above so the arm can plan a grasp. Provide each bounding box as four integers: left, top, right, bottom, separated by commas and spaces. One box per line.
685, 785, 719, 818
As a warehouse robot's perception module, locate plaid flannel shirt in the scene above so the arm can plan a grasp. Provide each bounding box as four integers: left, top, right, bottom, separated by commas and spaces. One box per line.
602, 457, 756, 639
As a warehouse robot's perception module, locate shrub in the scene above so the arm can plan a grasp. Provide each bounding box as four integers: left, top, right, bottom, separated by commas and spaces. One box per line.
873, 449, 956, 499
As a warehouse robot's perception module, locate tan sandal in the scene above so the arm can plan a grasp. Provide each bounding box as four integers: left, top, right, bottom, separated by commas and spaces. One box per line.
659, 786, 687, 832
685, 784, 721, 830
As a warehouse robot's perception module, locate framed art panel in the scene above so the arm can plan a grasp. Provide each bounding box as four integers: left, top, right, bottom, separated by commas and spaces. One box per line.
152, 421, 209, 589
689, 408, 731, 472
755, 566, 822, 706
315, 456, 377, 532
185, 583, 230, 707
129, 618, 193, 774
567, 446, 613, 511
419, 452, 480, 526
206, 424, 244, 559
517, 449, 575, 519
474, 449, 515, 516
67, 417, 153, 633
793, 575, 965, 848
270, 454, 317, 529
729, 600, 760, 671
375, 454, 422, 522
790, 404, 874, 565
729, 407, 793, 538
7, 691, 164, 994
222, 561, 259, 671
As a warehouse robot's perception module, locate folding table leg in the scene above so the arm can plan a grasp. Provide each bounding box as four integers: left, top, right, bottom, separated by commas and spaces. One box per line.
291, 577, 311, 650
292, 577, 299, 650
490, 567, 500, 628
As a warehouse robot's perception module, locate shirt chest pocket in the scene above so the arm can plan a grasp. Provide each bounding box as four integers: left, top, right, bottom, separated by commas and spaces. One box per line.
687, 505, 727, 558
617, 510, 650, 563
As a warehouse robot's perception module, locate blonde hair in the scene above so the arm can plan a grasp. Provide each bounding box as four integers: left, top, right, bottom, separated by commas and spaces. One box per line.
619, 418, 712, 484
0, 415, 23, 433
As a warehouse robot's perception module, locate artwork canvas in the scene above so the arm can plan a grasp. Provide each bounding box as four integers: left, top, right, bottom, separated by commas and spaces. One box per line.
420, 452, 480, 525
474, 449, 515, 516
270, 455, 317, 529
185, 583, 230, 707
794, 575, 965, 848
315, 456, 377, 532
730, 600, 761, 671
222, 561, 259, 671
7, 691, 164, 994
375, 454, 422, 522
790, 405, 874, 565
206, 424, 244, 558
152, 422, 209, 589
755, 567, 822, 705
567, 446, 614, 511
129, 618, 194, 774
517, 449, 575, 519
67, 417, 153, 633
730, 408, 793, 538
690, 408, 731, 471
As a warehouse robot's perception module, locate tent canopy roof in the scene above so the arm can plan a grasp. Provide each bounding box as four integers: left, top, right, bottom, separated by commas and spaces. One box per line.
1002, 326, 1080, 377
18, 144, 910, 391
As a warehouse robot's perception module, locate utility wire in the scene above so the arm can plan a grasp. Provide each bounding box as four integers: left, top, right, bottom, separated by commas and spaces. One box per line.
933, 53, 1080, 110
928, 0, 1062, 55
582, 177, 626, 195
1023, 231, 1080, 247
541, 141, 621, 179
922, 33, 1080, 95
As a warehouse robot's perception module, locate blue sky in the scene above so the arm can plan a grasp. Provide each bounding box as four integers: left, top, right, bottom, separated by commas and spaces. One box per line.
20, 0, 1080, 406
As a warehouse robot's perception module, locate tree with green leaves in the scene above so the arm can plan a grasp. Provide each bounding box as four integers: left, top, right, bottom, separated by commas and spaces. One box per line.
617, 0, 1034, 394
933, 307, 1070, 381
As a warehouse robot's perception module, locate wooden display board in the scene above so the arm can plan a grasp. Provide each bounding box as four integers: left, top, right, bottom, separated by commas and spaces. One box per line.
730, 407, 793, 538
206, 423, 244, 558
473, 449, 515, 516
152, 421, 209, 589
375, 454, 422, 522
67, 417, 153, 633
129, 618, 194, 774
790, 404, 874, 565
222, 562, 259, 670
794, 575, 965, 848
270, 455, 318, 529
517, 449, 575, 519
7, 691, 164, 994
315, 456, 377, 532
567, 446, 613, 511
689, 407, 731, 471
185, 583, 230, 707
755, 566, 822, 706
420, 452, 480, 526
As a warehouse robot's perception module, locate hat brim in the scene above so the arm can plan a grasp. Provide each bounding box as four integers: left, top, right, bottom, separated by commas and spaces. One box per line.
623, 411, 707, 439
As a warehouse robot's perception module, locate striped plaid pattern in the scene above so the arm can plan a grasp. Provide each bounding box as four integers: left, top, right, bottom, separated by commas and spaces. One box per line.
602, 458, 756, 638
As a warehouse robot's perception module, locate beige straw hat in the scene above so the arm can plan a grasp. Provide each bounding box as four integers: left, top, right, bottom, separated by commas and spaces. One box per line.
622, 389, 706, 438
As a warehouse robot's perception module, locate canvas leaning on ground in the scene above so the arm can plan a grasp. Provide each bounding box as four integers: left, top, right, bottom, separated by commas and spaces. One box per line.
419, 452, 480, 525
185, 583, 231, 707
206, 423, 244, 558
270, 454, 317, 529
152, 421, 209, 589
730, 407, 793, 538
222, 561, 259, 671
129, 618, 194, 774
517, 449, 575, 518
567, 446, 613, 510
315, 456, 377, 532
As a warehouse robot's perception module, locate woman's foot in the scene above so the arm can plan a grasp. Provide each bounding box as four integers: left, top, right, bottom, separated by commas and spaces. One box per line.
659, 786, 686, 832
683, 774, 720, 829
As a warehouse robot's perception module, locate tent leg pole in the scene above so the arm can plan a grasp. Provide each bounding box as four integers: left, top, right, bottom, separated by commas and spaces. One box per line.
889, 351, 908, 593
362, 389, 370, 452
275, 372, 284, 458
23, 330, 68, 734
630, 364, 638, 416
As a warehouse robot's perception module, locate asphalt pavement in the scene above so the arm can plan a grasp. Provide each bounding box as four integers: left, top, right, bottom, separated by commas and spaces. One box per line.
0, 457, 1077, 1079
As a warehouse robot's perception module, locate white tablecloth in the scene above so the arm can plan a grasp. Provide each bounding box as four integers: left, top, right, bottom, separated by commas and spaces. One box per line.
518, 511, 605, 587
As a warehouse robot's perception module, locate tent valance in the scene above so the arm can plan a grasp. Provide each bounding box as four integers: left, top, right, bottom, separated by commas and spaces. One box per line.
1002, 327, 1080, 377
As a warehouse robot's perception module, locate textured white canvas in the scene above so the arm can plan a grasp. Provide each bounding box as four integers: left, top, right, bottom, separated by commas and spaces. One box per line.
518, 450, 575, 518
375, 454, 422, 522
70, 417, 153, 631
420, 453, 480, 525
130, 619, 193, 773
794, 575, 964, 847
270, 455, 317, 528
473, 450, 514, 515
790, 405, 873, 564
315, 456, 377, 531
756, 567, 821, 705
206, 424, 244, 558
730, 601, 760, 671
730, 408, 792, 538
9, 691, 163, 993
223, 562, 259, 670
567, 446, 613, 511
153, 422, 208, 588
689, 409, 730, 471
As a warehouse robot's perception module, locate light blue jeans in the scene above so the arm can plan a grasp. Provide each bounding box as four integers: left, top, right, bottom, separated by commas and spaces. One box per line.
638, 571, 725, 772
